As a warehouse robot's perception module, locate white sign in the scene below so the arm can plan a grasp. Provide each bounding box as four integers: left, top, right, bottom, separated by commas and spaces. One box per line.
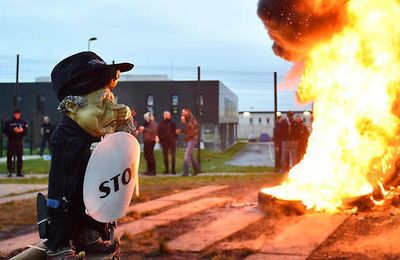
84, 132, 140, 223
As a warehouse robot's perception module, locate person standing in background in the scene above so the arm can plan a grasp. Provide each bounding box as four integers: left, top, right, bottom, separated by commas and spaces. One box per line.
157, 111, 177, 174
181, 108, 200, 176
2, 108, 28, 177
139, 112, 158, 175
294, 115, 309, 160
280, 111, 298, 172
39, 116, 54, 156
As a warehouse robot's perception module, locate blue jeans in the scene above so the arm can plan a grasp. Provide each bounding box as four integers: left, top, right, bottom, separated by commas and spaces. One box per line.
183, 140, 200, 175
281, 141, 299, 171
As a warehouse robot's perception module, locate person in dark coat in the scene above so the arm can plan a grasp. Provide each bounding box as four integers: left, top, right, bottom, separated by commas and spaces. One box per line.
157, 111, 177, 174
294, 115, 309, 160
139, 112, 158, 175
39, 116, 54, 156
2, 108, 28, 177
46, 51, 134, 259
273, 112, 283, 171
280, 111, 299, 172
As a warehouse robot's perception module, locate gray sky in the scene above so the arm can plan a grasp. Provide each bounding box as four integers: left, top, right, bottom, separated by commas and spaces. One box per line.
0, 0, 312, 112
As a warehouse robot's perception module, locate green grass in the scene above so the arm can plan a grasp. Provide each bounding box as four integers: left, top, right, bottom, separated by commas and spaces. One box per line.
0, 142, 274, 177
0, 158, 51, 174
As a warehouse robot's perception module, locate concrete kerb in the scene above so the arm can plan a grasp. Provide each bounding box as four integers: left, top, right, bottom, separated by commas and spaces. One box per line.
0, 155, 41, 163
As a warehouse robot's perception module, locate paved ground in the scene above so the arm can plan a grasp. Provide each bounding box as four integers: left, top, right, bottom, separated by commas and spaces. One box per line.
0, 185, 229, 255
0, 184, 47, 198
3, 184, 345, 259
0, 184, 47, 204
226, 142, 275, 167
2, 183, 400, 259
0, 172, 270, 205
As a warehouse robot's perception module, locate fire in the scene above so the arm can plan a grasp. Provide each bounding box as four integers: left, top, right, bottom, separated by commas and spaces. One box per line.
261, 0, 400, 212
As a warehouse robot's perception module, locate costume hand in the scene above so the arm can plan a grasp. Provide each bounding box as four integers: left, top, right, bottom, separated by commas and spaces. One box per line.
110, 104, 131, 121
139, 126, 144, 132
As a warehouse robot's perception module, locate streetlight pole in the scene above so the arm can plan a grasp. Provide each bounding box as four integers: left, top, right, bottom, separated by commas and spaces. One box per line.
88, 37, 97, 51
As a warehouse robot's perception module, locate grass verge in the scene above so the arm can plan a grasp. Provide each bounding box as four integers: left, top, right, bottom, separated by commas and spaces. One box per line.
0, 142, 274, 177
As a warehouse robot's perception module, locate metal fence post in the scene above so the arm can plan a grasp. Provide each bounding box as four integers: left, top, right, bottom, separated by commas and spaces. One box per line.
197, 66, 201, 168
30, 119, 34, 155
0, 118, 3, 157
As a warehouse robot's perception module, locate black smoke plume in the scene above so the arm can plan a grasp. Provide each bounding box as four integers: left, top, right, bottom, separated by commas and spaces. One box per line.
257, 0, 349, 61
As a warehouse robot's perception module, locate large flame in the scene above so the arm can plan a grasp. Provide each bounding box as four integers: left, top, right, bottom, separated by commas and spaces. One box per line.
262, 0, 400, 212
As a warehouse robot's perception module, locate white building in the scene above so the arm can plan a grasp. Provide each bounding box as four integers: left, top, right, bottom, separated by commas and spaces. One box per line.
238, 111, 312, 141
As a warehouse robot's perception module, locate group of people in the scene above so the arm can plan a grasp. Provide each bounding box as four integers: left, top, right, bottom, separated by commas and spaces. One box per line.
136, 107, 200, 176
2, 110, 53, 177
2, 106, 201, 178
273, 111, 310, 172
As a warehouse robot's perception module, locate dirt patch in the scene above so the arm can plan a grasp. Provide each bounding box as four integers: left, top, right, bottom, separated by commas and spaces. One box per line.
309, 208, 400, 259
0, 199, 36, 237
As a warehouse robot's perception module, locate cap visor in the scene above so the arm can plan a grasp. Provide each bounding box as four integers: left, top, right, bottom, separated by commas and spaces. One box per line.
108, 62, 134, 72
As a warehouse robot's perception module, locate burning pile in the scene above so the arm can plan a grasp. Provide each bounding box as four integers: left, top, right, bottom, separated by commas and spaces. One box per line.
258, 0, 400, 213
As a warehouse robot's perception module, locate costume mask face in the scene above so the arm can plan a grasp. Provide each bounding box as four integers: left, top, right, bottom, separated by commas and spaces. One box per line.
68, 88, 131, 138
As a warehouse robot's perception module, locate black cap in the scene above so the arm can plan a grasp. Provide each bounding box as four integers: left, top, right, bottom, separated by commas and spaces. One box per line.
13, 108, 20, 113
51, 51, 134, 101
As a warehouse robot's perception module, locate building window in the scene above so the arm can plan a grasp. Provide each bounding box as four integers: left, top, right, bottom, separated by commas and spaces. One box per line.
146, 94, 154, 113
37, 95, 46, 114
267, 118, 270, 124
171, 94, 179, 115
199, 94, 204, 116
258, 118, 262, 124
249, 118, 253, 124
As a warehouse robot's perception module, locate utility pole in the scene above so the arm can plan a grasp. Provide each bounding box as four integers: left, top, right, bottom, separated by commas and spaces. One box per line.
274, 71, 278, 121
14, 54, 20, 108
197, 66, 201, 169
273, 71, 279, 171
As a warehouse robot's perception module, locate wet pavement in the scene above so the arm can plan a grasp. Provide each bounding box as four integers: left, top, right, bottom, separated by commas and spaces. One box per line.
226, 142, 275, 167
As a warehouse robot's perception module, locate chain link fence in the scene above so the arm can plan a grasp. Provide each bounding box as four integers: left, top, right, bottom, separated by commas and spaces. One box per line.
0, 54, 308, 156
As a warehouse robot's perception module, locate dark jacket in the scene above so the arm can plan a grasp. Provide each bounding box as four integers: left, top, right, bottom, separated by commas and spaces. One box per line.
48, 115, 99, 209
277, 118, 290, 141
278, 117, 307, 142
142, 120, 158, 143
41, 122, 54, 138
46, 115, 102, 251
3, 117, 28, 142
183, 116, 199, 142
291, 121, 309, 142
157, 119, 176, 144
